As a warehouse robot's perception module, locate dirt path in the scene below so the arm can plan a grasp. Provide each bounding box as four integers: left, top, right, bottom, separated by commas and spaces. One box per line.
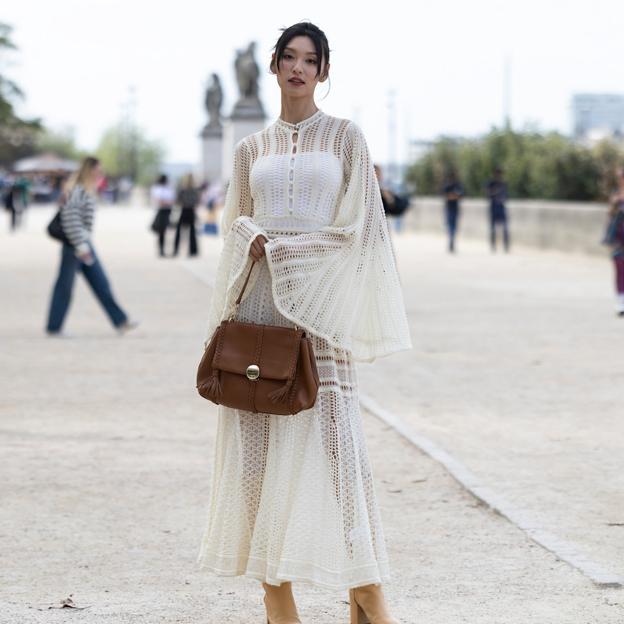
1, 207, 621, 623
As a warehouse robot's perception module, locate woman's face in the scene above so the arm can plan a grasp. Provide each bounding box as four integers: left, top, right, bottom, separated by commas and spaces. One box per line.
272, 36, 329, 99
91, 164, 102, 185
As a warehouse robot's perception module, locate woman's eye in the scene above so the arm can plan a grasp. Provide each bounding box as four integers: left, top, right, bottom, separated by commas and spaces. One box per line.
307, 59, 317, 64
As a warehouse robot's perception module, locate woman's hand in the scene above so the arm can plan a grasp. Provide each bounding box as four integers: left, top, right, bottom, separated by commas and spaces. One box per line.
77, 250, 95, 266
249, 235, 268, 261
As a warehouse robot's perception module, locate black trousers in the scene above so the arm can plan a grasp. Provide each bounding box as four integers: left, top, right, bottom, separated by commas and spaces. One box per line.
174, 208, 198, 256
489, 210, 510, 251
154, 207, 171, 255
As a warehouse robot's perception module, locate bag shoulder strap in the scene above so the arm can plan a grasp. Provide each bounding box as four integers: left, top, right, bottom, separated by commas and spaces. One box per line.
236, 260, 256, 305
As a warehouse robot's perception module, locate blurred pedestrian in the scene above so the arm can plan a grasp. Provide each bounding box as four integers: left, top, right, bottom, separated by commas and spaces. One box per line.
13, 175, 30, 224
150, 173, 175, 257
200, 179, 222, 236
2, 175, 18, 231
118, 177, 133, 202
442, 170, 464, 253
174, 173, 199, 257
603, 168, 624, 316
486, 166, 510, 252
46, 156, 139, 336
2, 174, 29, 231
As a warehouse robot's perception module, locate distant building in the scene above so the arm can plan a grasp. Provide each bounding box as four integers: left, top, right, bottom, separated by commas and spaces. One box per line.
572, 93, 624, 143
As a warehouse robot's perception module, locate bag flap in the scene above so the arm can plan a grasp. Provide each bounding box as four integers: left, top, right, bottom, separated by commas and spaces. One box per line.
213, 321, 302, 381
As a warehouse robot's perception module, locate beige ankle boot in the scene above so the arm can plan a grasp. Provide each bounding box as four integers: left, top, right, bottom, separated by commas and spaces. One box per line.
349, 584, 398, 624
262, 581, 302, 624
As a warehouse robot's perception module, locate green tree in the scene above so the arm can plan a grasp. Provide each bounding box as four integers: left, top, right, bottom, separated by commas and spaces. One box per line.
35, 127, 84, 160
96, 122, 164, 186
406, 126, 624, 201
592, 139, 623, 198
0, 22, 41, 166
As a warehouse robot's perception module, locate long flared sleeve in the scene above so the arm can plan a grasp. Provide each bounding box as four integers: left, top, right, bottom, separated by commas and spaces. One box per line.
204, 138, 268, 346
263, 122, 412, 362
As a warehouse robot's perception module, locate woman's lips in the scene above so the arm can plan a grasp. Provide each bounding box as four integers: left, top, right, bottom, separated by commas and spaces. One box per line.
288, 79, 305, 85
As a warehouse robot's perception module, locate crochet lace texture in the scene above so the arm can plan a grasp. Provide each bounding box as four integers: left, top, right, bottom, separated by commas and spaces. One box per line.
198, 110, 412, 590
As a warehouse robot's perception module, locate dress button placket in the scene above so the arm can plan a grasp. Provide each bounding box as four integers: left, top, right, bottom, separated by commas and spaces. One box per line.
288, 129, 298, 214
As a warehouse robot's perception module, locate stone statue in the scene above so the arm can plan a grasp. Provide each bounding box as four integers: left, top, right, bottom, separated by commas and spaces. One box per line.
231, 41, 265, 119
235, 42, 260, 101
204, 73, 223, 130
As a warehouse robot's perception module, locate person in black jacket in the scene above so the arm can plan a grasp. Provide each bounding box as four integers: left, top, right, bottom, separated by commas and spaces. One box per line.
442, 170, 464, 253
174, 173, 199, 257
486, 166, 510, 252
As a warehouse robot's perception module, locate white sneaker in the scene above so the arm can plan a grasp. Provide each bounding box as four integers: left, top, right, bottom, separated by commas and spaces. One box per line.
117, 319, 140, 335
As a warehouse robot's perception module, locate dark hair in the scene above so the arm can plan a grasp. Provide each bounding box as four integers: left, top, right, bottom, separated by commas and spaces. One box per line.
157, 173, 168, 185
270, 21, 330, 80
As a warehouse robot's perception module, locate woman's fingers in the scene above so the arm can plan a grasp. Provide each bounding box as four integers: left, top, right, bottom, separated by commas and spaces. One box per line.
256, 237, 267, 257
249, 240, 258, 259
249, 236, 268, 260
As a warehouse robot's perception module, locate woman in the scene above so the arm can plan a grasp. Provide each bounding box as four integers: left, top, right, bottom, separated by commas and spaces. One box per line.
174, 173, 199, 257
603, 168, 624, 316
46, 156, 138, 335
198, 23, 411, 624
150, 173, 175, 257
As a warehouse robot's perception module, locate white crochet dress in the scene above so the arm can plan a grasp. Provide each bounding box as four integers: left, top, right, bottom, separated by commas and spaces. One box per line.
198, 109, 412, 590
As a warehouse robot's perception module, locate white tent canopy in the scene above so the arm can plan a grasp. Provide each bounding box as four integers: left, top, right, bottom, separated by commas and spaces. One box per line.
13, 153, 78, 174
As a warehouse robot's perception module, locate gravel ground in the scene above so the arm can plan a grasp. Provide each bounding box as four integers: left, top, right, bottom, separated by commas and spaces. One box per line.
0, 206, 622, 623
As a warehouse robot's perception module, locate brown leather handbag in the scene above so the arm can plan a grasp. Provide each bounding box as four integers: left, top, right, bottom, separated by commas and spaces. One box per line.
196, 260, 320, 415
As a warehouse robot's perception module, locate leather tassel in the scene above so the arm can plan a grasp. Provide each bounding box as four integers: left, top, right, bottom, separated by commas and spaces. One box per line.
201, 371, 222, 399
268, 378, 293, 403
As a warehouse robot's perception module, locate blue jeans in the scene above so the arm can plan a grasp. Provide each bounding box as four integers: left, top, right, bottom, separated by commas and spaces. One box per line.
446, 207, 459, 251
46, 243, 128, 332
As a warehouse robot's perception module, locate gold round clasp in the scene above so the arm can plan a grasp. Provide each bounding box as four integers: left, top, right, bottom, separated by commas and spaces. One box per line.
246, 364, 260, 380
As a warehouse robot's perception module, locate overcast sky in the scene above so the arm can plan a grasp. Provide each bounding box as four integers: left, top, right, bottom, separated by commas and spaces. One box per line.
3, 0, 623, 166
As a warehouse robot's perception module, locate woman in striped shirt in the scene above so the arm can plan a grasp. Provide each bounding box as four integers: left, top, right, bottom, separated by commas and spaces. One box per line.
46, 156, 138, 335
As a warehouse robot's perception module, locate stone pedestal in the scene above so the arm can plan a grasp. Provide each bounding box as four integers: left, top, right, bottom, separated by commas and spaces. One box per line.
221, 98, 267, 185
200, 125, 223, 185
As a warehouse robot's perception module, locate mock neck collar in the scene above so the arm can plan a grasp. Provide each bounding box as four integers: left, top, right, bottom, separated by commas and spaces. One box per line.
276, 108, 324, 131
